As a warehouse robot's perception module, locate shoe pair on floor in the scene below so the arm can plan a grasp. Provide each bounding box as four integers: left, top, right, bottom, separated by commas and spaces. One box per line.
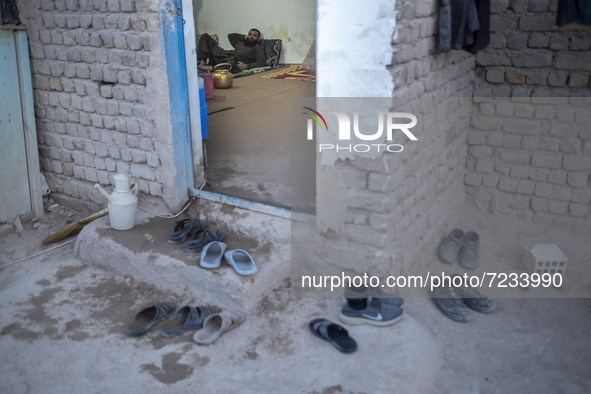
430, 279, 495, 322
126, 302, 244, 345
437, 228, 480, 269
200, 242, 258, 276
167, 218, 226, 253
167, 219, 257, 275
310, 287, 405, 353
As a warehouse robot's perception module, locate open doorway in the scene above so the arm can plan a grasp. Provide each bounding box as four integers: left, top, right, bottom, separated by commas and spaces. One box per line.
192, 0, 316, 213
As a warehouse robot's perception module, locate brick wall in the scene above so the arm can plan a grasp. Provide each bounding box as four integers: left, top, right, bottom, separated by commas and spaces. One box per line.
310, 1, 479, 278
475, 0, 591, 97
18, 0, 180, 210
467, 1, 591, 233
467, 97, 591, 232
388, 0, 476, 270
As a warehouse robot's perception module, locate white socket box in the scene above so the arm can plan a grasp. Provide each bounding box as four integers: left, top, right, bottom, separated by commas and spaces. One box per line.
524, 243, 567, 275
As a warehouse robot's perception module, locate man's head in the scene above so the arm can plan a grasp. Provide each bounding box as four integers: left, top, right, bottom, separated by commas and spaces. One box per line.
245, 29, 261, 46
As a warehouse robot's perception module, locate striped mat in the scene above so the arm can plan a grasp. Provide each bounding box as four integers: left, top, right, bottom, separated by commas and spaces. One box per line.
260, 64, 315, 81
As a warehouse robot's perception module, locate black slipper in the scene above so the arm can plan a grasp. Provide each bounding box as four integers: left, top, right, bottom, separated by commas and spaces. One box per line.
183, 229, 225, 253
309, 318, 357, 353
167, 219, 206, 244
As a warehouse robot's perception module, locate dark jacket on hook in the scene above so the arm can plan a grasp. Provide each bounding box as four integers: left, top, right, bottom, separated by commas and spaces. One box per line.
439, 0, 490, 54
556, 0, 591, 26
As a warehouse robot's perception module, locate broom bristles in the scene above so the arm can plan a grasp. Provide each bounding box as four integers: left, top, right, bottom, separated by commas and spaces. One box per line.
42, 208, 109, 245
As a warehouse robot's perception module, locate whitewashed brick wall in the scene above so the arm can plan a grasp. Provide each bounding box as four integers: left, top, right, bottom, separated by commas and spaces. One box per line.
476, 0, 591, 96
19, 0, 178, 210
468, 0, 591, 232
467, 98, 591, 233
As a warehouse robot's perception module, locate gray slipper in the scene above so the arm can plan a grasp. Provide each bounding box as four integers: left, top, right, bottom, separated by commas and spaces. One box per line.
126, 302, 176, 336
159, 305, 221, 337
193, 310, 245, 345
200, 241, 227, 269
224, 249, 258, 275
437, 228, 464, 264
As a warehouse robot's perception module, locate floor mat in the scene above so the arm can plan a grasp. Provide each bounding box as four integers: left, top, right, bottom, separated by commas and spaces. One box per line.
259, 65, 316, 81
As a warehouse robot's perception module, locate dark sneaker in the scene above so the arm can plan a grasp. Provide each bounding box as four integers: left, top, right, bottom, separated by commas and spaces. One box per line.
343, 286, 404, 307
339, 298, 403, 327
437, 228, 464, 264
430, 285, 471, 322
459, 231, 480, 269
455, 280, 495, 313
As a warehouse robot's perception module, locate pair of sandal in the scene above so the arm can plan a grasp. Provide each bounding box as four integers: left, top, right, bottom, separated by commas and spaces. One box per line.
200, 242, 258, 276
126, 302, 244, 345
167, 219, 225, 253
126, 303, 216, 337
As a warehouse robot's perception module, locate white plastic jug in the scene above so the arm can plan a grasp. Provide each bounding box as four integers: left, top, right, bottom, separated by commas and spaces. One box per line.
94, 174, 139, 230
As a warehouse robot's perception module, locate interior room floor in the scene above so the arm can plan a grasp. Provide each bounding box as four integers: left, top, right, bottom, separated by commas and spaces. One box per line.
201, 66, 316, 212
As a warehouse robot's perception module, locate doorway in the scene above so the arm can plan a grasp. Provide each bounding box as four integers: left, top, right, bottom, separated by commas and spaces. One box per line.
192, 0, 317, 213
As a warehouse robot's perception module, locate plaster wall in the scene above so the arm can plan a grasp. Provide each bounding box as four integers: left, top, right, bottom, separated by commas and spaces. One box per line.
316, 0, 395, 97
310, 0, 476, 278
193, 0, 315, 65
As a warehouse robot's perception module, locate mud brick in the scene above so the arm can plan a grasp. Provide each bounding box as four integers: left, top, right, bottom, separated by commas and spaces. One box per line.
517, 179, 535, 194
519, 15, 557, 31
529, 32, 550, 48
107, 0, 120, 12
535, 183, 553, 198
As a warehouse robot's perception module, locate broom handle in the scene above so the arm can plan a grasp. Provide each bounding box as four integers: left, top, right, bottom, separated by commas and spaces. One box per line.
78, 208, 109, 225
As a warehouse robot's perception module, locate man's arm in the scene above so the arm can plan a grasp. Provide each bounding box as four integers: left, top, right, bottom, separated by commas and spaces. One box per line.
246, 45, 266, 69
228, 33, 244, 48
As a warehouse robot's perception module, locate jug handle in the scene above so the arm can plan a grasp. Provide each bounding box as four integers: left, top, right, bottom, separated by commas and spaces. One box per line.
214, 63, 233, 71
130, 176, 140, 195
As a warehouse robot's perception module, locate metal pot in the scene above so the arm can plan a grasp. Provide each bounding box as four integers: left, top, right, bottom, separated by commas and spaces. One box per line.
213, 63, 233, 89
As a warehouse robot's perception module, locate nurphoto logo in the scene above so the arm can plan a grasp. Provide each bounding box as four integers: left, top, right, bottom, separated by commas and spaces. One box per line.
303, 107, 418, 153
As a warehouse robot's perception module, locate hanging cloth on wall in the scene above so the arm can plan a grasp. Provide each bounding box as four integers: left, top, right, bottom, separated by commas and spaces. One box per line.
438, 0, 490, 54
0, 0, 21, 25
556, 0, 591, 26
438, 0, 453, 52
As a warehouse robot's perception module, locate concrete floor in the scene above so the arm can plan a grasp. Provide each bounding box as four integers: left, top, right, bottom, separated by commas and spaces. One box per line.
202, 67, 316, 212
2, 200, 591, 393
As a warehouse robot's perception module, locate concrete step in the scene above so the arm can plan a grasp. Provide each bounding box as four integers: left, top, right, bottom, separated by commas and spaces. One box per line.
75, 198, 443, 392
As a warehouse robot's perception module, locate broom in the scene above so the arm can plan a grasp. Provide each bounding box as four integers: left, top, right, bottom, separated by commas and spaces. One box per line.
42, 208, 109, 245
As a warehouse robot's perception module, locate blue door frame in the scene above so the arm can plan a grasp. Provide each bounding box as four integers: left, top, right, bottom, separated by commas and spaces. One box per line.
159, 0, 194, 201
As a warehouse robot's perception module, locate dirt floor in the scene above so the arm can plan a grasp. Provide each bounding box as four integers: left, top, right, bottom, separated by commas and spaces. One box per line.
1, 199, 591, 393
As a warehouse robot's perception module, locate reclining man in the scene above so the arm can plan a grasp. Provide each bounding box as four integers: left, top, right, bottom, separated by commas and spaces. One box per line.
197, 29, 266, 73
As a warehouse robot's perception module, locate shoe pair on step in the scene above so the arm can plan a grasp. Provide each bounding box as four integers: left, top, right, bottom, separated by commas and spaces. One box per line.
200, 242, 258, 276
438, 228, 480, 269
167, 218, 226, 253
